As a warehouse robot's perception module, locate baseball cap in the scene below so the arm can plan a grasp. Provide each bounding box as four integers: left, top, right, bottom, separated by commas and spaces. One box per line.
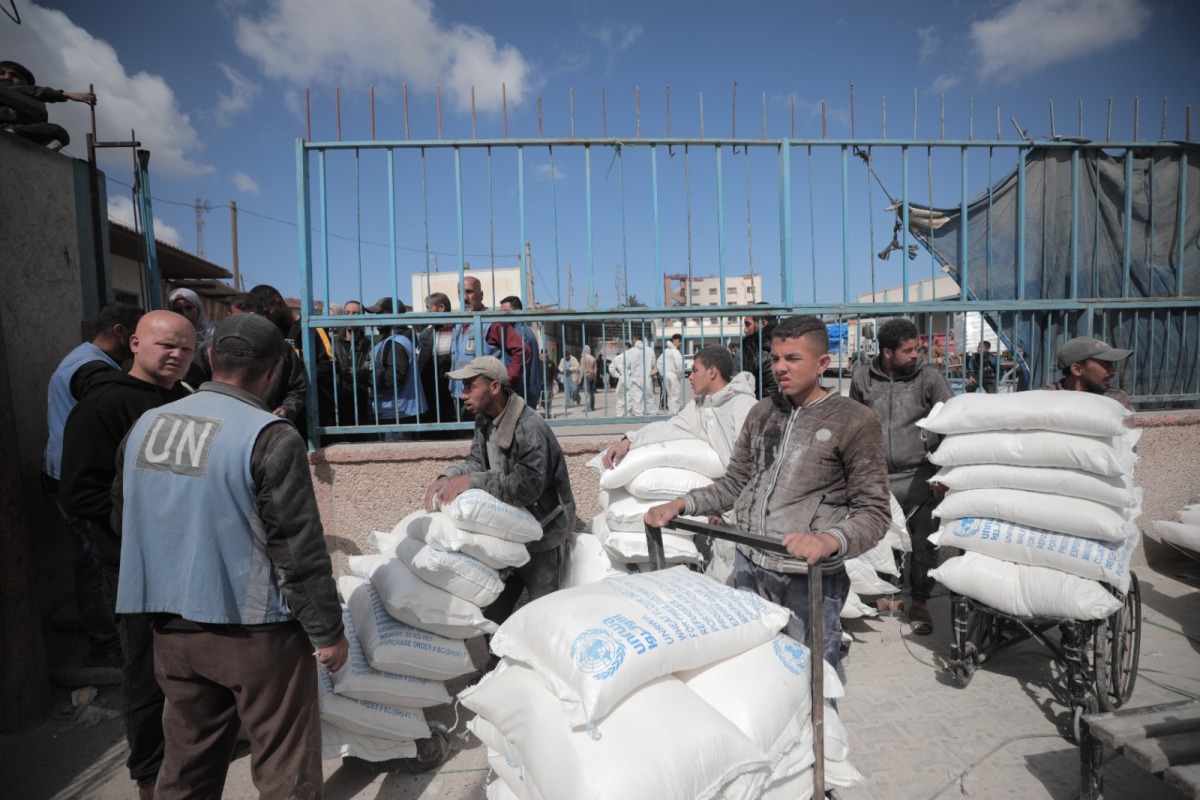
446, 356, 507, 384
1056, 336, 1132, 369
366, 296, 407, 314
212, 313, 284, 359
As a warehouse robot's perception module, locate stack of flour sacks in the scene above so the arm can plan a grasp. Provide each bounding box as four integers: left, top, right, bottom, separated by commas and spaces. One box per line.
461, 566, 865, 800
920, 392, 1141, 618
839, 493, 911, 620
318, 489, 541, 761
586, 440, 727, 571
1151, 492, 1200, 558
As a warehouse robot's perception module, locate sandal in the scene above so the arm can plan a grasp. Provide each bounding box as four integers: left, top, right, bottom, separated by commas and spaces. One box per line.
908, 602, 933, 636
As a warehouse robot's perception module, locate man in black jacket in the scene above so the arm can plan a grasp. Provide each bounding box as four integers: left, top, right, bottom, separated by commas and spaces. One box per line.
740, 311, 778, 399
59, 310, 194, 798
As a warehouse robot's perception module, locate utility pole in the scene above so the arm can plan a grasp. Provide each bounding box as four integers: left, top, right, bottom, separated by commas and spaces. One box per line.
194, 197, 213, 258
230, 200, 240, 291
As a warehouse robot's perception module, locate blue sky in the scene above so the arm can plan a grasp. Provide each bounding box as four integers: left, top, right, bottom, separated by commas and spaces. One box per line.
6, 0, 1197, 310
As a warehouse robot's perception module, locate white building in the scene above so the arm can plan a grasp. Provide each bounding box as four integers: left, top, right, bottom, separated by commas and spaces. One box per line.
660, 273, 763, 350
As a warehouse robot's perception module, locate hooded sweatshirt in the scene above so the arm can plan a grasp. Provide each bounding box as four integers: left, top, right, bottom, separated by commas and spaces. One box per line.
848, 356, 954, 475
626, 371, 759, 466
59, 370, 190, 565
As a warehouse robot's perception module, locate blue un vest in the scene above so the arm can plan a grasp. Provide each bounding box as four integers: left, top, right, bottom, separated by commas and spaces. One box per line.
450, 322, 504, 398
44, 342, 120, 479
115, 389, 290, 625
372, 334, 428, 420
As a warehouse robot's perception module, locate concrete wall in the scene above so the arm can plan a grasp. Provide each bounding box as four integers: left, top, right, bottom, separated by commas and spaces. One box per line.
310, 433, 611, 573
309, 411, 1200, 574
0, 135, 105, 619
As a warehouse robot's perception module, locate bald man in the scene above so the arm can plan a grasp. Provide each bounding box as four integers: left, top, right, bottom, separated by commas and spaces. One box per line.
60, 310, 194, 797
449, 276, 529, 410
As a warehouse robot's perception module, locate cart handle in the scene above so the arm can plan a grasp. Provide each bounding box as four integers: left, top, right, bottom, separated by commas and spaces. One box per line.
645, 518, 825, 797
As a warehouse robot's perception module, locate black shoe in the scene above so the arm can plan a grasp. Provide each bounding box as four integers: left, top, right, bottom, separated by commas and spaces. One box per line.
397, 723, 452, 773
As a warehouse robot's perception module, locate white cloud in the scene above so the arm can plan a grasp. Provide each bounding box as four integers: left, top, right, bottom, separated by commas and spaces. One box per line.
532, 162, 565, 181
107, 194, 183, 247
582, 21, 643, 73
213, 63, 260, 126
8, 4, 211, 178
231, 171, 260, 194
929, 74, 961, 94
971, 0, 1151, 83
234, 0, 533, 114
917, 25, 940, 63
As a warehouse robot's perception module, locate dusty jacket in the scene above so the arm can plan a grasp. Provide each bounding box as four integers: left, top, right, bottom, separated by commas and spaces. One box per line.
849, 357, 954, 475
627, 371, 759, 466
443, 392, 575, 553
682, 388, 891, 575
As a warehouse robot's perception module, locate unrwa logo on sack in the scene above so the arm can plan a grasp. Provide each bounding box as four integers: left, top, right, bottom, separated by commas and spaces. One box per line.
951, 518, 985, 538
570, 629, 625, 681
135, 413, 223, 477
772, 636, 808, 676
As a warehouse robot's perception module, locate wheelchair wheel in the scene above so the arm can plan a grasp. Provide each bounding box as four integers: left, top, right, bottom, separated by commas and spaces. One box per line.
1094, 572, 1141, 711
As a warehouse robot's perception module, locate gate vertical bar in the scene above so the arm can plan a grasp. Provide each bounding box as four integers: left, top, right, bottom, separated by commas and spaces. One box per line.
779, 140, 793, 306
959, 146, 969, 300
585, 146, 595, 307
295, 139, 319, 447
1016, 147, 1027, 301
1122, 151, 1133, 297
715, 145, 727, 304
652, 144, 663, 305
1070, 149, 1080, 299
1177, 153, 1189, 297
842, 145, 850, 302
518, 146, 527, 306
902, 146, 910, 302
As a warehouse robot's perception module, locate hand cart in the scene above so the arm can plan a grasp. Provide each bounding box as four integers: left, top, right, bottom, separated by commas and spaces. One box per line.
645, 518, 829, 797
947, 572, 1142, 742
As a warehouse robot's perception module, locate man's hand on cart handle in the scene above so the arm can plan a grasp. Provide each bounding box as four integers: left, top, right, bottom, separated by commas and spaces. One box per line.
782, 532, 840, 565
644, 498, 686, 528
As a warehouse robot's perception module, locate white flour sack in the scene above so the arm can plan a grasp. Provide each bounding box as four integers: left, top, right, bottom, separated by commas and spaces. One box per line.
564, 532, 628, 588
348, 555, 498, 639
851, 535, 901, 578
442, 489, 543, 543
626, 467, 714, 500
604, 492, 660, 533
337, 575, 475, 679
882, 492, 912, 553
934, 487, 1134, 542
844, 557, 901, 595
331, 608, 451, 708
600, 440, 726, 490
317, 666, 430, 742
930, 518, 1138, 592
486, 749, 539, 800
678, 634, 844, 766
489, 566, 791, 727
394, 537, 504, 607
459, 661, 770, 800
930, 552, 1122, 620
321, 721, 417, 762
1153, 520, 1200, 553
593, 513, 703, 565
932, 463, 1138, 508
390, 511, 530, 569
840, 591, 877, 619
930, 429, 1138, 477
918, 392, 1130, 437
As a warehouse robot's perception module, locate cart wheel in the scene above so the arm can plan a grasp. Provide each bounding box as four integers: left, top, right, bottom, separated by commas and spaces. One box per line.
1070, 696, 1098, 745
964, 608, 1002, 660
1095, 573, 1141, 711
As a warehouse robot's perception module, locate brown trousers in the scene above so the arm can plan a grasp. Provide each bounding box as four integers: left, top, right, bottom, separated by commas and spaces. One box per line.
153, 623, 322, 800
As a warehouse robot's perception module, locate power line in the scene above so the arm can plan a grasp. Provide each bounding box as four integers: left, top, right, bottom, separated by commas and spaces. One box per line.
105, 177, 521, 260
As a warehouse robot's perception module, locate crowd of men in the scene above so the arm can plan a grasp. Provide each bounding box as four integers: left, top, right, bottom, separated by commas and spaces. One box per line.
41, 283, 1135, 797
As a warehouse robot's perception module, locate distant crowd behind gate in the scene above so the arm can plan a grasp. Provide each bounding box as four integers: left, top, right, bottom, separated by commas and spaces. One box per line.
293, 87, 1199, 446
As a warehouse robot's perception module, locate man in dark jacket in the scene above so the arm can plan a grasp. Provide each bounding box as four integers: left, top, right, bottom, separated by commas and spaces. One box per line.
849, 317, 954, 635
647, 316, 890, 668
739, 311, 779, 399
59, 310, 194, 798
423, 356, 575, 630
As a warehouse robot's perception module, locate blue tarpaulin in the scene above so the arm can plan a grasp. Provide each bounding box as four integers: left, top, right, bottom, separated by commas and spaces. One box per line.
902, 143, 1200, 406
